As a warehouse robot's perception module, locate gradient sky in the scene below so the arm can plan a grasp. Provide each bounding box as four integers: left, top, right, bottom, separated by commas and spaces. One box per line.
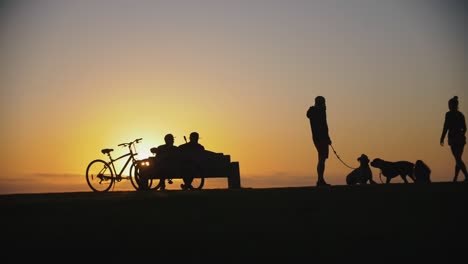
1, 0, 467, 194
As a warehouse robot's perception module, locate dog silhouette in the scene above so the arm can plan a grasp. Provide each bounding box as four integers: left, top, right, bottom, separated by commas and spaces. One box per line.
370, 158, 415, 183
346, 154, 377, 185
414, 160, 431, 183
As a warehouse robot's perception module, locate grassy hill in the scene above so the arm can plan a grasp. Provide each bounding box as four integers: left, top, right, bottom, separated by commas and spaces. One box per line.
1, 182, 467, 262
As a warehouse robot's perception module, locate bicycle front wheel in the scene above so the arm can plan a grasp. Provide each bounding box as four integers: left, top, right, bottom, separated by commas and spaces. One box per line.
86, 159, 114, 192
129, 162, 140, 190
131, 162, 155, 191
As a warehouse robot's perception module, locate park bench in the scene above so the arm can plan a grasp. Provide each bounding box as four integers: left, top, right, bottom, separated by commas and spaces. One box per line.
136, 149, 241, 191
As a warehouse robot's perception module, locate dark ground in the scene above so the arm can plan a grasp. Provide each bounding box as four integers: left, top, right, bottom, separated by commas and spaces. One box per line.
1, 182, 467, 262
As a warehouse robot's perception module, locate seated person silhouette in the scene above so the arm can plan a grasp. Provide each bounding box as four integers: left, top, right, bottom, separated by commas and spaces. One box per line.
178, 132, 205, 190
150, 133, 178, 190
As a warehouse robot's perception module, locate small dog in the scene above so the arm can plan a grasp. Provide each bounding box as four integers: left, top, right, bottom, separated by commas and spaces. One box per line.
346, 154, 377, 185
414, 160, 431, 183
370, 158, 415, 183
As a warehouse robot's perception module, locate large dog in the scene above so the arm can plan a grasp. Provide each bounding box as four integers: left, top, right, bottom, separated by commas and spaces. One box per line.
370, 158, 415, 183
346, 154, 376, 185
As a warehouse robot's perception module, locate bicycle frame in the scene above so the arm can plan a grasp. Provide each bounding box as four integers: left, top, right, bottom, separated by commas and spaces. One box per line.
107, 152, 138, 180
108, 139, 141, 177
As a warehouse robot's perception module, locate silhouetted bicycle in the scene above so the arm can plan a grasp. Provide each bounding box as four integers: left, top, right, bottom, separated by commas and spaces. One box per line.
86, 138, 150, 192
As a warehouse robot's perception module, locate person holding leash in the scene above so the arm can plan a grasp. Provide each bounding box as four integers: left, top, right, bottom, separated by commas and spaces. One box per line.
307, 96, 332, 186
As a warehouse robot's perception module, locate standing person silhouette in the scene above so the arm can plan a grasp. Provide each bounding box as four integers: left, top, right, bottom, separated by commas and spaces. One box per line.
307, 96, 332, 186
440, 96, 468, 182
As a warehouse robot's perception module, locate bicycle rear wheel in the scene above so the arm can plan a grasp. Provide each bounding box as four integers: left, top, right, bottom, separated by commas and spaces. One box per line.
86, 159, 114, 192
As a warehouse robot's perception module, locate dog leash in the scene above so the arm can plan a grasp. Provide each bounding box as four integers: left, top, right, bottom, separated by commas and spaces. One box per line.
330, 144, 357, 170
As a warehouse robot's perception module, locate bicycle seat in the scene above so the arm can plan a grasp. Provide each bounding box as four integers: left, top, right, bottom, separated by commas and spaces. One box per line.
101, 148, 114, 154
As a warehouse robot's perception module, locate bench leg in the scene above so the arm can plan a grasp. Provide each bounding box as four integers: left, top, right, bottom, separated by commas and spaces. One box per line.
228, 162, 241, 189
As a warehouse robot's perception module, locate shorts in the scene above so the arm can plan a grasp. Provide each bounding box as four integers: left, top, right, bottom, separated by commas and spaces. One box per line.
448, 134, 466, 146
314, 141, 329, 159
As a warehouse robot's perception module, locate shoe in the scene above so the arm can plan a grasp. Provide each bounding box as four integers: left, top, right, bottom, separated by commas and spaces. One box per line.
317, 181, 331, 187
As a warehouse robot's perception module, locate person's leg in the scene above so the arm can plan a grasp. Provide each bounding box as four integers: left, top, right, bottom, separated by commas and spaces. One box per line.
451, 144, 468, 181
180, 163, 190, 190
453, 165, 460, 182
181, 175, 189, 190
160, 178, 166, 190
186, 176, 194, 188
317, 143, 330, 186
315, 143, 330, 186
449, 147, 461, 182
181, 162, 195, 190
317, 155, 325, 183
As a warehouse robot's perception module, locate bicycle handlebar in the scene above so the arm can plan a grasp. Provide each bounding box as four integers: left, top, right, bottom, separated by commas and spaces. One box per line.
118, 138, 143, 147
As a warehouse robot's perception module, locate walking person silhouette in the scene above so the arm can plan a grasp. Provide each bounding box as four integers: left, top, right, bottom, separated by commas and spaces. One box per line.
307, 96, 332, 186
440, 96, 468, 182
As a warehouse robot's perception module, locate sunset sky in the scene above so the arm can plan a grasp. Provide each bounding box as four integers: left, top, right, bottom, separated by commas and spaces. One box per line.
1, 0, 467, 194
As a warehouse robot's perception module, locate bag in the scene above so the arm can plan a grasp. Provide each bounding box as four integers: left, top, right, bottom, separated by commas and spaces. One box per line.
414, 160, 431, 183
